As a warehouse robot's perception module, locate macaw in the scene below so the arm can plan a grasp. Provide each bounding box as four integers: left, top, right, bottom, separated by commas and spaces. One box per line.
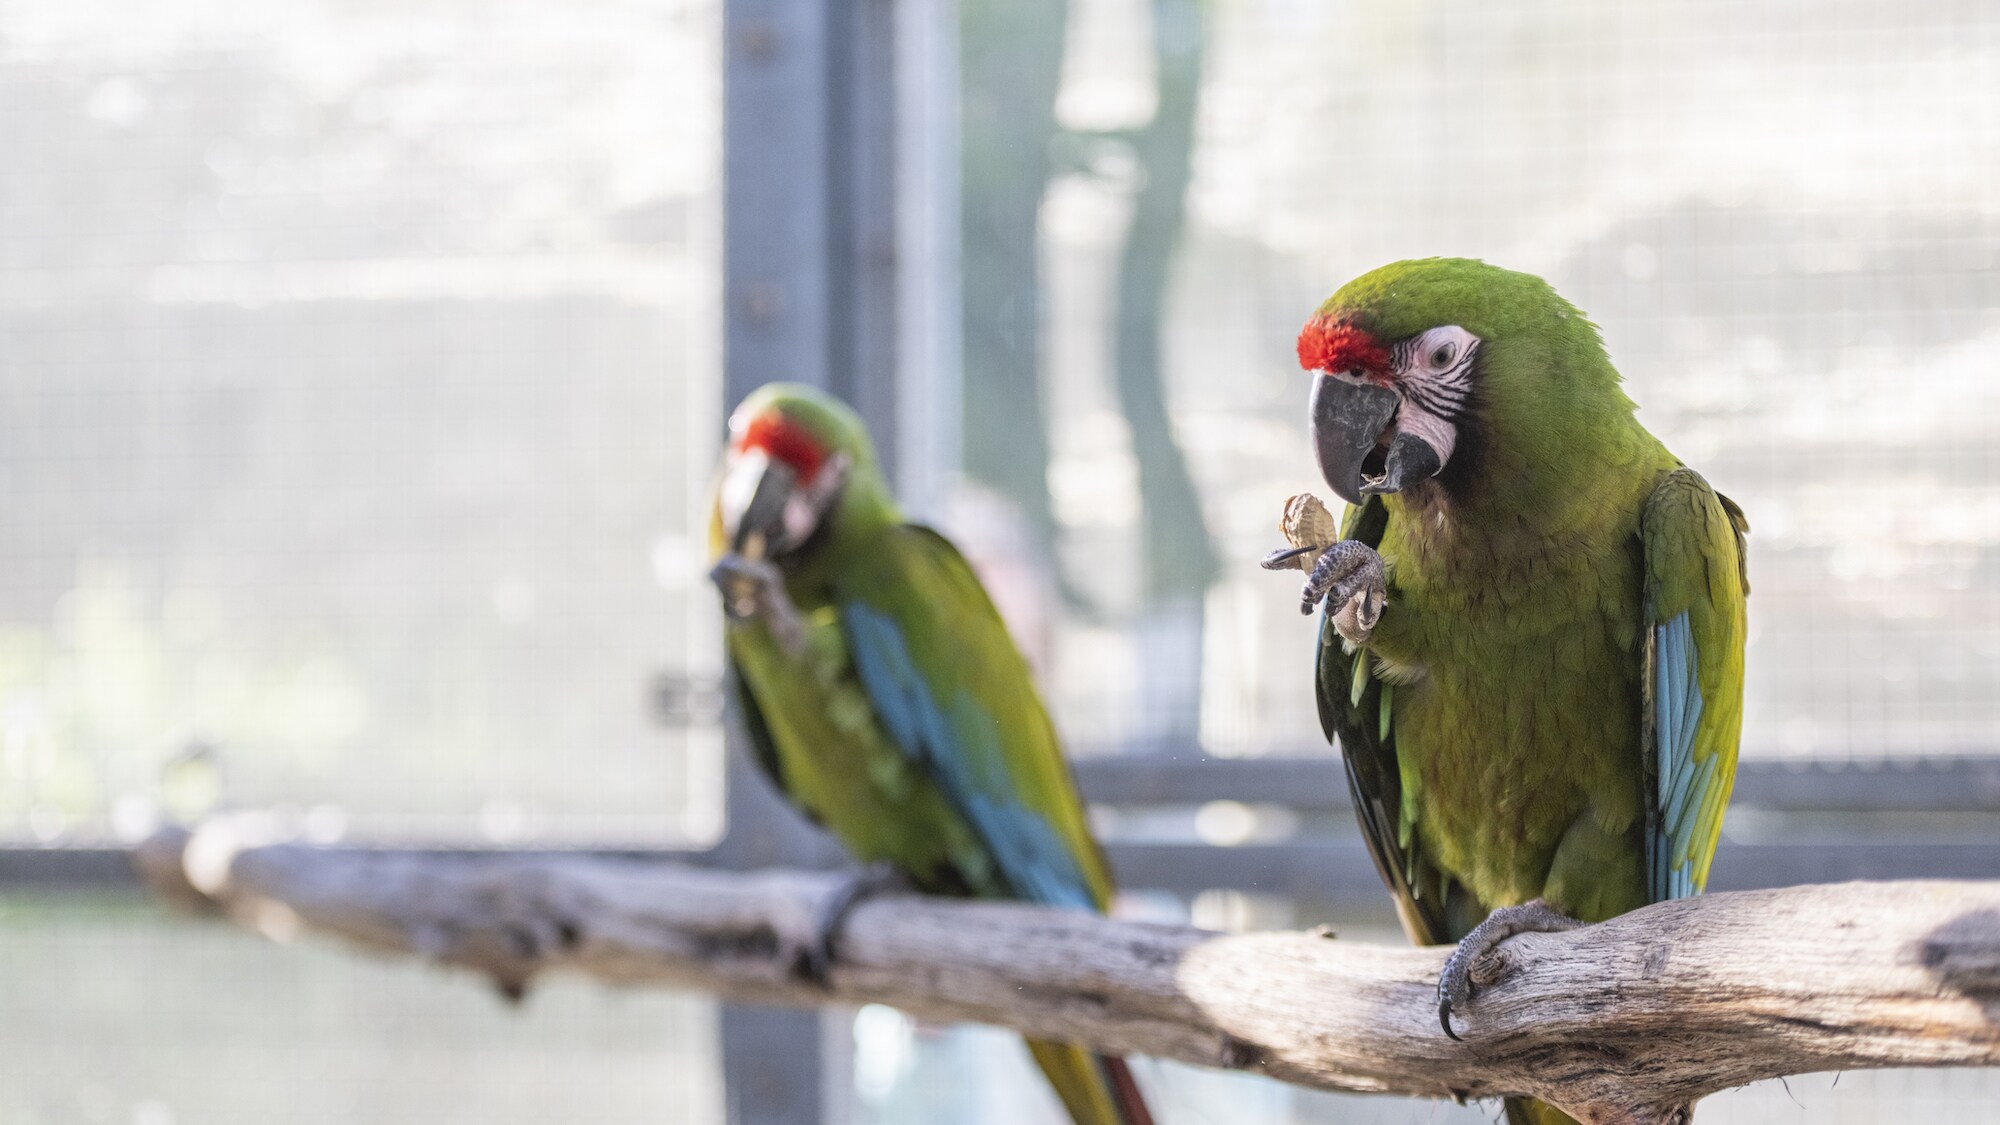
707, 383, 1154, 1125
1268, 259, 1748, 1125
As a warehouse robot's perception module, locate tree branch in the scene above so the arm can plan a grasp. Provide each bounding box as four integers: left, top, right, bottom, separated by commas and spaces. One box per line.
135, 821, 2000, 1125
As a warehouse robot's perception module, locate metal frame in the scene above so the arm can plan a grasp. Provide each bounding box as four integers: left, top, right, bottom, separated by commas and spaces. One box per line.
1077, 754, 2000, 902
1071, 753, 2000, 813
719, 2, 909, 1120
13, 755, 1998, 890
723, 0, 902, 474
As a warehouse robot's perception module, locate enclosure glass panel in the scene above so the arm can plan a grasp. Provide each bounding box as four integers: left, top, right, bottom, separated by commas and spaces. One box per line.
0, 892, 723, 1125
945, 0, 2000, 762
0, 0, 724, 845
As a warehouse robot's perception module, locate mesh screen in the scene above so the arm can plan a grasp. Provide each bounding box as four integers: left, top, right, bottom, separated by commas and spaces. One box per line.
0, 0, 725, 845
1019, 0, 2000, 762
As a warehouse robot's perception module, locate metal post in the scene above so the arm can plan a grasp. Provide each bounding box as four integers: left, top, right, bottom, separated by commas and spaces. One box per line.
824, 0, 902, 474
719, 2, 912, 1121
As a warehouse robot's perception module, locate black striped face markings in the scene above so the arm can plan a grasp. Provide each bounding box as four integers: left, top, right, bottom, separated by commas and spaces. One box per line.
1386, 325, 1481, 475
1391, 326, 1479, 420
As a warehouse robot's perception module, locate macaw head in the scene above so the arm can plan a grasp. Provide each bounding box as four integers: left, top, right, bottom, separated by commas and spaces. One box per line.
713, 383, 896, 561
1295, 258, 1630, 507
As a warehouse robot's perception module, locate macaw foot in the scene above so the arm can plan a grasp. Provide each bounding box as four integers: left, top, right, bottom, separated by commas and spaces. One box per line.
792, 863, 910, 988
709, 553, 807, 656
1277, 539, 1386, 641
1259, 495, 1383, 639
1436, 898, 1584, 1041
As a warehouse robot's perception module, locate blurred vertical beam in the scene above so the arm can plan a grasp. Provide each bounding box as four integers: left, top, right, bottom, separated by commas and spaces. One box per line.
724, 2, 832, 404
825, 0, 902, 484
719, 1, 916, 1122
719, 5, 838, 1125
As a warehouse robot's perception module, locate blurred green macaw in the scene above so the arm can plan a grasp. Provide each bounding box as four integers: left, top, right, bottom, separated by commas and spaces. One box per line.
707, 383, 1153, 1125
1269, 259, 1749, 1125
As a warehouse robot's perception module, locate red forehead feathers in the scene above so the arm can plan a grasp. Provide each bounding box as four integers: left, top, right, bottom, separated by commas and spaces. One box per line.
1296, 315, 1390, 376
735, 412, 828, 483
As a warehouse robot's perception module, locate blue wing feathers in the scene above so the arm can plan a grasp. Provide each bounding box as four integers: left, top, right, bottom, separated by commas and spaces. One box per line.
1651, 610, 1707, 901
845, 605, 956, 768
844, 602, 1095, 911
1655, 616, 1687, 813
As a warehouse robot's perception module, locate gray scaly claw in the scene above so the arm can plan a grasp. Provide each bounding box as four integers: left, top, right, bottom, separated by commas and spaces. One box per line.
1435, 898, 1584, 1041
1302, 540, 1388, 642
709, 553, 807, 655
709, 554, 781, 618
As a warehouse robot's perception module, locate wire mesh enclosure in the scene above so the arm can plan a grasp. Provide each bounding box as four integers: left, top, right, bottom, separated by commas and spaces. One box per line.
1018, 0, 2000, 762
0, 0, 726, 846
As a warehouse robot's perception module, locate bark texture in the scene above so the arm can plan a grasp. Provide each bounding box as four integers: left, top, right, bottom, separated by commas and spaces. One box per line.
136, 822, 2000, 1124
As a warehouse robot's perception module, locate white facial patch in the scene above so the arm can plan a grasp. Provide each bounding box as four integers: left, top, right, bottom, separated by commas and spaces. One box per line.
783, 451, 851, 548
1391, 325, 1481, 470
1397, 403, 1459, 468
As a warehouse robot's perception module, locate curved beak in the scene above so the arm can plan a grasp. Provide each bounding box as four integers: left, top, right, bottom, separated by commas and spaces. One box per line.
1309, 373, 1442, 505
718, 450, 798, 560
1311, 374, 1398, 505
1363, 432, 1443, 499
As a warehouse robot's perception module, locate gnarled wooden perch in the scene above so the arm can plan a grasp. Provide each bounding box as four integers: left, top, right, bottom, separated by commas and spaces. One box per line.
135, 819, 2000, 1125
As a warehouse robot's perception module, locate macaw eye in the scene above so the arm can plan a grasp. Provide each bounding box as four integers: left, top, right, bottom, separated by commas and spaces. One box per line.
1408, 326, 1478, 377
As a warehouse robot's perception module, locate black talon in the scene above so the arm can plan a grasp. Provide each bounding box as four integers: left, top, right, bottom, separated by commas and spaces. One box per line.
1261, 545, 1314, 570
1433, 898, 1584, 1041
797, 863, 907, 987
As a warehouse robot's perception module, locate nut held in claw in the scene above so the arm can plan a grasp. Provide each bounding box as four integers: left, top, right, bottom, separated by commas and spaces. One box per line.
1262, 492, 1383, 643
1277, 493, 1339, 569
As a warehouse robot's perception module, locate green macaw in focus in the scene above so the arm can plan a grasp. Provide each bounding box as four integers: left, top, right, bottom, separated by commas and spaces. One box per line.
1267, 259, 1748, 1125
706, 383, 1154, 1125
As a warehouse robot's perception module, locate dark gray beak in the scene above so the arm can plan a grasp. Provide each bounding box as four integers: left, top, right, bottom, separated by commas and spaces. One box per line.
1311, 374, 1400, 506
1362, 431, 1443, 498
1309, 373, 1441, 504
720, 454, 798, 558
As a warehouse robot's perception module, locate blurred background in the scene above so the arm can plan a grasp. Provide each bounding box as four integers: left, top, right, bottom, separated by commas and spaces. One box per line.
2, 0, 1998, 1122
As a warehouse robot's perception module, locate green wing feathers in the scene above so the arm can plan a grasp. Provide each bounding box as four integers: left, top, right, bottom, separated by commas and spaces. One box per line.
1316, 497, 1463, 945
1641, 470, 1750, 900
839, 530, 1147, 1124
838, 526, 1114, 911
